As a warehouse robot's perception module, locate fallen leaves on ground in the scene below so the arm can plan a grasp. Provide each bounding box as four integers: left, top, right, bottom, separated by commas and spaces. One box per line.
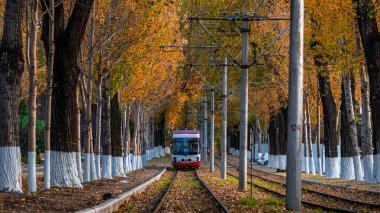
0, 156, 170, 212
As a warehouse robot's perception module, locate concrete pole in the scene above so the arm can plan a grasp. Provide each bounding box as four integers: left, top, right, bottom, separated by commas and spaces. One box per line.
286, 0, 304, 210
204, 97, 208, 164
210, 90, 215, 172
238, 11, 250, 191
197, 103, 203, 159
221, 57, 228, 179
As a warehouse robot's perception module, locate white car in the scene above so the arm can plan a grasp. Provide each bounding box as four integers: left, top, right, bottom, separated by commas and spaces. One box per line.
257, 153, 268, 166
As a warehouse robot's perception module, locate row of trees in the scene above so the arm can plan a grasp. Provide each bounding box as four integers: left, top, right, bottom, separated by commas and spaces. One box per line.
177, 0, 379, 183
0, 0, 185, 193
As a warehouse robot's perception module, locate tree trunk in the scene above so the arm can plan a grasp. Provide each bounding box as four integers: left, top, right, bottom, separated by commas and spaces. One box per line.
111, 91, 124, 176
360, 69, 374, 182
83, 11, 96, 182
303, 110, 310, 174
123, 104, 131, 173
268, 109, 287, 169
318, 73, 340, 178
306, 97, 316, 175
41, 0, 94, 188
317, 103, 323, 175
354, 0, 380, 183
341, 74, 363, 180
132, 101, 141, 170
41, 0, 55, 190
76, 90, 83, 183
268, 114, 279, 168
0, 0, 24, 192
255, 115, 262, 158
101, 73, 112, 179
94, 76, 102, 178
278, 107, 287, 170
27, 0, 38, 193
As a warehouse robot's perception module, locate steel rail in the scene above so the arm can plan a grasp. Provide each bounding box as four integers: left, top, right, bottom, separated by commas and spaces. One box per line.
223, 159, 380, 210
195, 170, 231, 213
153, 171, 178, 213
225, 171, 355, 213
251, 166, 380, 209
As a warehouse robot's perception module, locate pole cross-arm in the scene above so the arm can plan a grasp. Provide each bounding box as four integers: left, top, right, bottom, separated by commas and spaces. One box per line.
196, 20, 241, 66
190, 66, 215, 91
250, 24, 290, 66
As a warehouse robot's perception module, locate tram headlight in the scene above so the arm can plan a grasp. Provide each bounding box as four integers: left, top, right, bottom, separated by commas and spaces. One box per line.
173, 157, 177, 162
196, 156, 199, 162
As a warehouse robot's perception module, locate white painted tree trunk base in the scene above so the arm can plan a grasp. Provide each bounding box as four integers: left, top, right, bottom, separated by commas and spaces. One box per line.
142, 154, 147, 167
83, 153, 91, 182
95, 154, 101, 179
112, 156, 125, 177
353, 155, 364, 181
90, 153, 97, 180
278, 155, 286, 170
305, 156, 310, 174
160, 146, 165, 157
0, 147, 22, 192
138, 155, 142, 169
309, 156, 316, 175
325, 157, 340, 178
230, 148, 235, 155
44, 150, 51, 189
131, 155, 136, 171
101, 155, 112, 179
155, 147, 159, 158
123, 156, 129, 173
28, 151, 37, 192
165, 147, 170, 154
373, 154, 380, 183
362, 154, 373, 182
76, 152, 83, 182
341, 157, 355, 180
50, 151, 82, 188
268, 154, 279, 168
318, 157, 323, 176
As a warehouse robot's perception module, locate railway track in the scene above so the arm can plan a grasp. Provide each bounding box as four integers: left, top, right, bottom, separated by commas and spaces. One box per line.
153, 169, 230, 213
218, 160, 380, 212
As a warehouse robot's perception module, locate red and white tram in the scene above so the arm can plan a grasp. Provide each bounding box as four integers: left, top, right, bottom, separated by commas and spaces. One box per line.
172, 129, 201, 168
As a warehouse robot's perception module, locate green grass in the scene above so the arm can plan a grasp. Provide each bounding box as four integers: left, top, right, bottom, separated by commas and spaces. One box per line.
239, 197, 285, 208
260, 197, 285, 207
239, 197, 259, 206
226, 175, 239, 184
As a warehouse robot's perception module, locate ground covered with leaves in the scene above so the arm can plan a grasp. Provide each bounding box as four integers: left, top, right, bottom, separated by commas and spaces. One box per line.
117, 170, 175, 212
225, 155, 380, 210
197, 166, 291, 213
0, 156, 170, 212
157, 170, 223, 212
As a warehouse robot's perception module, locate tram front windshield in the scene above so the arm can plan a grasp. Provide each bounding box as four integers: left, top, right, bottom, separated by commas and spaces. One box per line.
173, 138, 199, 155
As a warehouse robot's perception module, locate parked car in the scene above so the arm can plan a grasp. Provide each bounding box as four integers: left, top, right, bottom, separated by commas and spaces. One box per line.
257, 153, 268, 166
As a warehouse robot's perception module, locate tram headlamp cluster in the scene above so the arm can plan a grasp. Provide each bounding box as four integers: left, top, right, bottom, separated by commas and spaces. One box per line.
173, 157, 176, 162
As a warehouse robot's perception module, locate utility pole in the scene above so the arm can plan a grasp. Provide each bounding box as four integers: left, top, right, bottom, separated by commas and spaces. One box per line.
189, 11, 289, 191
221, 57, 228, 179
286, 0, 304, 210
198, 102, 204, 161
210, 89, 215, 172
238, 11, 250, 191
203, 97, 208, 164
